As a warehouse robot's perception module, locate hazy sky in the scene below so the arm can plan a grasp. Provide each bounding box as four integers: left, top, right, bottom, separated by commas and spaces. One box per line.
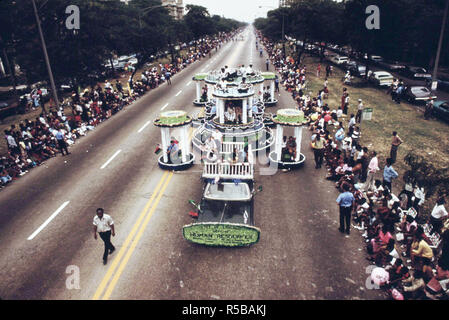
184, 0, 280, 23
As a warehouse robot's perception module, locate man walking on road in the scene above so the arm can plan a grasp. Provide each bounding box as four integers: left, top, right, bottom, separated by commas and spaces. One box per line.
337, 183, 355, 235
93, 208, 116, 265
266, 59, 270, 71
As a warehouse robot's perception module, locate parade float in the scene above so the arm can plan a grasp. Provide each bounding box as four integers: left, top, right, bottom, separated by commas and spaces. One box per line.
268, 109, 307, 170
182, 144, 262, 247
191, 68, 274, 156
261, 72, 278, 107
192, 73, 210, 106
153, 110, 195, 171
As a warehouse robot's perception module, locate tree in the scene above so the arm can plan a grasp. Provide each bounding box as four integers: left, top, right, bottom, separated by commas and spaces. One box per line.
0, 0, 244, 91
184, 5, 213, 40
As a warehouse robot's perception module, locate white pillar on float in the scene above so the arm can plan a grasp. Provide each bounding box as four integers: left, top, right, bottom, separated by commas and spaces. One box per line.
195, 81, 201, 102
275, 124, 283, 161
248, 96, 253, 118
294, 126, 303, 162
161, 127, 170, 163
180, 125, 189, 163
260, 83, 264, 101
219, 99, 225, 124
270, 80, 275, 102
242, 98, 248, 124
207, 84, 212, 101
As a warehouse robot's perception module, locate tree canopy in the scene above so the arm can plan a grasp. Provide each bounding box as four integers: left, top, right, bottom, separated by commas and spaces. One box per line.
0, 0, 245, 87
254, 0, 449, 69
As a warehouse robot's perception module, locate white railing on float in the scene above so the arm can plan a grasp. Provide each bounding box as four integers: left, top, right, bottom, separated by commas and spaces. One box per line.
221, 141, 245, 154
202, 162, 254, 180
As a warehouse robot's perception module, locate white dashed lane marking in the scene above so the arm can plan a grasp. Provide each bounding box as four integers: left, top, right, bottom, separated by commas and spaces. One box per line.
27, 201, 70, 240
137, 121, 151, 133
100, 150, 122, 170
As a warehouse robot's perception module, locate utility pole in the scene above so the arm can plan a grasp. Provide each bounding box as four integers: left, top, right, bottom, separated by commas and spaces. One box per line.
431, 0, 449, 91
31, 0, 60, 112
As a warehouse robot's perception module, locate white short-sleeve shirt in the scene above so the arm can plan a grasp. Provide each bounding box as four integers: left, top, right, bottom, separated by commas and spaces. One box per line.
93, 214, 114, 232
431, 204, 448, 220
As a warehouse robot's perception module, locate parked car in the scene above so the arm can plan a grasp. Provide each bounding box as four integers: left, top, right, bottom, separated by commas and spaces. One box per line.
104, 59, 126, 71
401, 86, 437, 104
433, 100, 449, 122
0, 101, 9, 110
378, 60, 406, 71
7, 84, 28, 95
58, 78, 75, 93
368, 71, 394, 87
370, 55, 384, 64
426, 75, 449, 93
401, 66, 432, 80
330, 55, 349, 66
437, 76, 449, 92
0, 99, 20, 119
345, 61, 367, 77
127, 57, 138, 66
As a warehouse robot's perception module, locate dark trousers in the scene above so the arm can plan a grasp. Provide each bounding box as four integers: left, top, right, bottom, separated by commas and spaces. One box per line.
314, 148, 324, 168
356, 110, 362, 123
57, 140, 69, 155
339, 206, 352, 232
99, 231, 115, 260
390, 145, 399, 163
383, 180, 392, 193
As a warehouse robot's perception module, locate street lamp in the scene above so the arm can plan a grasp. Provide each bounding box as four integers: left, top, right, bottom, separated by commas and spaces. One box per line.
138, 4, 165, 30
31, 0, 60, 112
138, 4, 176, 63
138, 4, 165, 53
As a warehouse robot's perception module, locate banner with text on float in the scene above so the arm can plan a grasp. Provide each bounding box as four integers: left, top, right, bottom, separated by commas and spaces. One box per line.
182, 223, 260, 247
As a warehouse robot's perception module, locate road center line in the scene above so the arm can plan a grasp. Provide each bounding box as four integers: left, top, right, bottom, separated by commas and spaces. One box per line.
175, 90, 182, 97
27, 201, 70, 240
137, 121, 151, 133
100, 150, 122, 170
161, 103, 169, 110
92, 171, 170, 300
186, 81, 192, 86
101, 172, 174, 300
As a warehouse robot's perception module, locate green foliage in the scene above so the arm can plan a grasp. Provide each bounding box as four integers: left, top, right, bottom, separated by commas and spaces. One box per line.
403, 152, 449, 197
0, 0, 244, 87
255, 0, 449, 69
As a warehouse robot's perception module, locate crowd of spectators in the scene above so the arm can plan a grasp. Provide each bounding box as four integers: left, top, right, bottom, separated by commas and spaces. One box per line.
1, 31, 241, 189
257, 30, 449, 300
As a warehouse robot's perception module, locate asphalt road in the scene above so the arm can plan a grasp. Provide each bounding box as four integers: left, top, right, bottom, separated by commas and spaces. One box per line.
0, 27, 385, 300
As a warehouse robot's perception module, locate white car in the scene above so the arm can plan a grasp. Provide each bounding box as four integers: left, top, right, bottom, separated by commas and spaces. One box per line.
369, 71, 394, 87
126, 57, 138, 66
370, 55, 384, 64
330, 55, 349, 65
